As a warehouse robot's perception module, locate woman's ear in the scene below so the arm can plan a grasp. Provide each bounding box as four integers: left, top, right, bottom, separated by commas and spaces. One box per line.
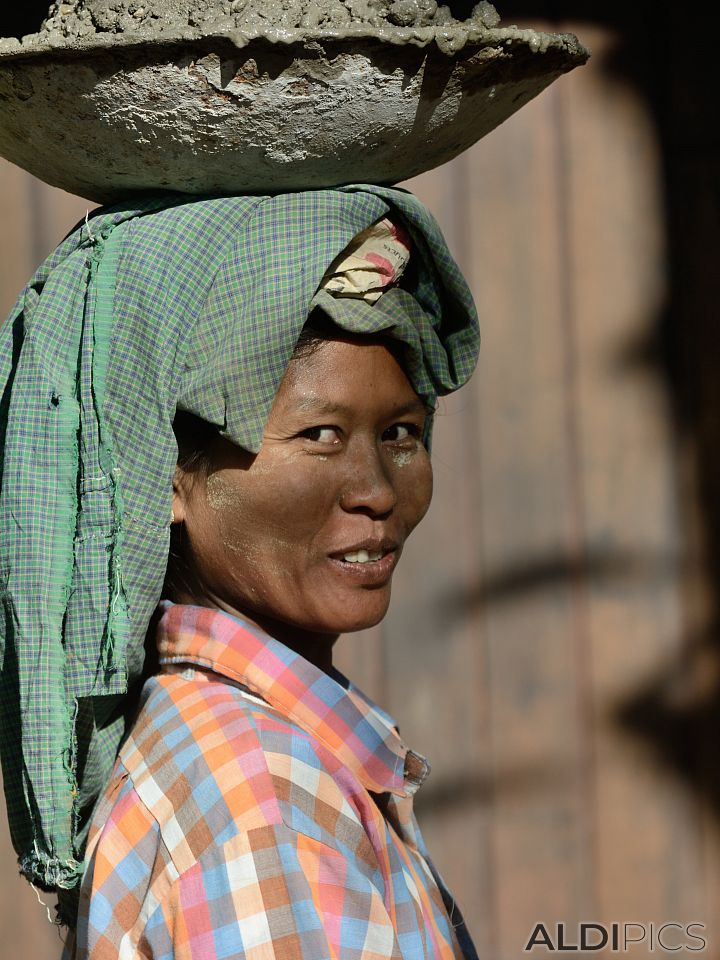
171, 464, 189, 526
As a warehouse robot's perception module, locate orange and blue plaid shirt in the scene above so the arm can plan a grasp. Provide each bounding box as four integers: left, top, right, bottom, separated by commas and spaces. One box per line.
63, 602, 478, 959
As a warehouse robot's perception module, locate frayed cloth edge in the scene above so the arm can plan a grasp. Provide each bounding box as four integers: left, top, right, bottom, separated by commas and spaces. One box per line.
20, 849, 83, 891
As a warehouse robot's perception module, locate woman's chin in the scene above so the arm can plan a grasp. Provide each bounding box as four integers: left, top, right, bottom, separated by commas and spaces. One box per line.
226, 588, 392, 644
322, 591, 392, 635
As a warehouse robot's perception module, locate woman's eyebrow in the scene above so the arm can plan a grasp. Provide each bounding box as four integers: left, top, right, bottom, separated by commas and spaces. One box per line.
294, 395, 427, 418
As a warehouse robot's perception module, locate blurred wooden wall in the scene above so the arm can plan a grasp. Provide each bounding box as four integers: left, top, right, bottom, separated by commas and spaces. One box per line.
1, 12, 718, 958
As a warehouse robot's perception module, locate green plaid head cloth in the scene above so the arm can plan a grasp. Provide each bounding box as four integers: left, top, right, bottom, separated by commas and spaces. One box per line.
0, 185, 479, 894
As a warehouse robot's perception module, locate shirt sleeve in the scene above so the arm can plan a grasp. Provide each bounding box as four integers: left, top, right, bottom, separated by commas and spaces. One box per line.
73, 780, 402, 960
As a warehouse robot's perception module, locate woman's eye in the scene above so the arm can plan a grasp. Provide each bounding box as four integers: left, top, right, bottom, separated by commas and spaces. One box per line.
382, 423, 418, 443
302, 426, 341, 443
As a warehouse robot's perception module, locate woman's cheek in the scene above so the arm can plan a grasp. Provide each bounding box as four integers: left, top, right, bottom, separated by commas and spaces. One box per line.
417, 460, 434, 523
206, 472, 249, 514
212, 459, 337, 544
397, 451, 433, 531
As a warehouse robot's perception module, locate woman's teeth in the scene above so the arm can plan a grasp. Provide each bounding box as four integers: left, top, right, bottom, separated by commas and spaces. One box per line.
343, 549, 383, 563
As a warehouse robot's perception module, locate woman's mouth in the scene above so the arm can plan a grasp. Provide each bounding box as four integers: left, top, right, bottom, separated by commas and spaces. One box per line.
341, 548, 384, 563
327, 544, 399, 585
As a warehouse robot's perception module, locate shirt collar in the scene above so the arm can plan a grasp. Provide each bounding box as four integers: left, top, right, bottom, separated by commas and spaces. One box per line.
156, 602, 430, 798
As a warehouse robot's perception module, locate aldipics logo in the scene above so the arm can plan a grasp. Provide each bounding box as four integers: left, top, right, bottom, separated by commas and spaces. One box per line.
524, 923, 707, 953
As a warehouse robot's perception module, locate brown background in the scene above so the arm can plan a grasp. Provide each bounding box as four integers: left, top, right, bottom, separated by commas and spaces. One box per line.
1, 5, 719, 956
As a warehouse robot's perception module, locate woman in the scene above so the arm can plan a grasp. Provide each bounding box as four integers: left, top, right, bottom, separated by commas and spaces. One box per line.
0, 185, 480, 957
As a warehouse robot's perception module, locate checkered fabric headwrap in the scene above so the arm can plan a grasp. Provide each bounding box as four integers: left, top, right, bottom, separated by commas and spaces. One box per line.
0, 185, 479, 894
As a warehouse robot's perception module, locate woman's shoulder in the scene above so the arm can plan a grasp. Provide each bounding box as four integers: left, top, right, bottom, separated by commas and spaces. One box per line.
110, 671, 369, 870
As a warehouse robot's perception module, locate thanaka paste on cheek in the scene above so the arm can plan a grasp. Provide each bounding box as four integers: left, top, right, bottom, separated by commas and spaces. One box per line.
390, 448, 414, 468
205, 470, 292, 584
206, 471, 245, 512
205, 472, 256, 556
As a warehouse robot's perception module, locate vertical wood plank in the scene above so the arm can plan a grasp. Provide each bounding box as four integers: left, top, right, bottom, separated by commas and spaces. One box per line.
0, 160, 90, 319
0, 159, 35, 320
661, 9, 720, 936
461, 75, 592, 958
562, 21, 708, 934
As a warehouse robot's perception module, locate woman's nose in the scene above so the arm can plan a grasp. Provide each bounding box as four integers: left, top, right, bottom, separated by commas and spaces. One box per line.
339, 443, 397, 518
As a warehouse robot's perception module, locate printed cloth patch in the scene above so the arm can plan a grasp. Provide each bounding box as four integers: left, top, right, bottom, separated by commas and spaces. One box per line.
320, 217, 412, 302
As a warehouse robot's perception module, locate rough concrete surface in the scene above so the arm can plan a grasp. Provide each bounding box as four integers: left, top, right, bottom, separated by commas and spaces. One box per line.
39, 0, 501, 40
0, 3, 589, 200
2, 1, 504, 55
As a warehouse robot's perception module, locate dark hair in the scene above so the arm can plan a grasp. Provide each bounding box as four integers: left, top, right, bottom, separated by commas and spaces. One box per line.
172, 409, 218, 475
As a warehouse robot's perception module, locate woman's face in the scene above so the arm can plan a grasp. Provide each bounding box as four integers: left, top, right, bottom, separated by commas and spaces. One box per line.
172, 336, 433, 645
